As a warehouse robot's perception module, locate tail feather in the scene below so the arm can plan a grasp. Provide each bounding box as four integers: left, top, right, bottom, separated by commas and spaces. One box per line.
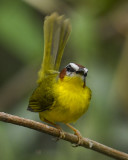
38, 13, 71, 83
55, 18, 71, 70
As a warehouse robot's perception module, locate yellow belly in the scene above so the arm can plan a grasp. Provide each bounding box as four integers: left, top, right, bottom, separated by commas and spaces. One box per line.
39, 76, 91, 123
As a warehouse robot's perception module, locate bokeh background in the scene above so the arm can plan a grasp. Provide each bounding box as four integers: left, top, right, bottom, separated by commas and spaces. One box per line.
0, 0, 128, 160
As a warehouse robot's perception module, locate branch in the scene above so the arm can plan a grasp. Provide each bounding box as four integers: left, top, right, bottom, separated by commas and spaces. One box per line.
0, 112, 128, 160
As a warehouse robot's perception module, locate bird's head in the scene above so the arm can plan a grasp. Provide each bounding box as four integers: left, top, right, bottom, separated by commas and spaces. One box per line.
59, 63, 88, 88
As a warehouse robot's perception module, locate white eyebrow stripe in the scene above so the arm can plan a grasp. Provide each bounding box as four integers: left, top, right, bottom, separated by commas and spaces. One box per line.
69, 63, 79, 71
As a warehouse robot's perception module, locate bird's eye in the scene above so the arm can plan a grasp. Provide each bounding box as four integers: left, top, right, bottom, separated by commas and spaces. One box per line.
66, 66, 70, 71
66, 66, 75, 72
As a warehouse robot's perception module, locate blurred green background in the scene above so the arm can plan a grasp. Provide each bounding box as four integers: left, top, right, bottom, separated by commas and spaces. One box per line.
0, 0, 128, 160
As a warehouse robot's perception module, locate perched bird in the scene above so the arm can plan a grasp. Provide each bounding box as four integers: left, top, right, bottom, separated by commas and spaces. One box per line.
28, 12, 91, 144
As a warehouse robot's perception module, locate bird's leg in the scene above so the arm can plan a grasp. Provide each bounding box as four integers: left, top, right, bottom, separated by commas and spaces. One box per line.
65, 123, 83, 146
44, 119, 65, 139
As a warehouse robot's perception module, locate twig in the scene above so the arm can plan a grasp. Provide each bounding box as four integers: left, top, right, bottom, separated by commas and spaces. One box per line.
0, 112, 128, 160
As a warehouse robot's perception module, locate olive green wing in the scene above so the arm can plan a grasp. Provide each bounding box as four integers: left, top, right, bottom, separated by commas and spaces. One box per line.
27, 76, 55, 112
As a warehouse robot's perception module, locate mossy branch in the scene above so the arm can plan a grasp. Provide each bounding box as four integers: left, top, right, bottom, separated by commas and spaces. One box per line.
0, 112, 128, 160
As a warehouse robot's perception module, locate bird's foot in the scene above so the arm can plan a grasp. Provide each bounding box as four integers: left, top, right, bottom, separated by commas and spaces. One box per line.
65, 123, 83, 147
44, 119, 65, 141
54, 125, 65, 141
58, 129, 65, 140
72, 130, 83, 147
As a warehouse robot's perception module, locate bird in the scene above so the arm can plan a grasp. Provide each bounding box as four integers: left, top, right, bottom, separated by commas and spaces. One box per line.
27, 12, 91, 144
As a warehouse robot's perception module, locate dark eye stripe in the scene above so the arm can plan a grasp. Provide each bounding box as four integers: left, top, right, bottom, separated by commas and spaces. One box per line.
66, 65, 75, 72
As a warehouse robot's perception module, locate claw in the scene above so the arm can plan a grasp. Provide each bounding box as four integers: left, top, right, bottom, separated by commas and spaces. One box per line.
59, 130, 65, 139
65, 123, 83, 146
55, 125, 65, 140
55, 128, 65, 141
44, 119, 65, 141
73, 130, 83, 147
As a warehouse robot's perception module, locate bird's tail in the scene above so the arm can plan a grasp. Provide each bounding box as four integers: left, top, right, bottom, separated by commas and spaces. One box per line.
37, 12, 72, 83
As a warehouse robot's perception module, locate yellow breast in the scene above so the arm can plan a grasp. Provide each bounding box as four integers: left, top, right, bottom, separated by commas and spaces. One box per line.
39, 76, 91, 123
